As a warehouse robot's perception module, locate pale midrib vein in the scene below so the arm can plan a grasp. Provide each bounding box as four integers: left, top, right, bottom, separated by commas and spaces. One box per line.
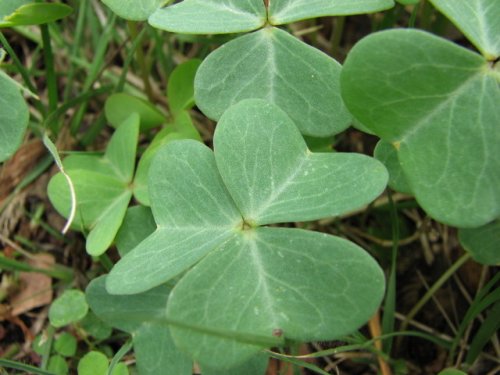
201, 1, 259, 19
248, 239, 279, 327
265, 32, 278, 102
252, 155, 308, 220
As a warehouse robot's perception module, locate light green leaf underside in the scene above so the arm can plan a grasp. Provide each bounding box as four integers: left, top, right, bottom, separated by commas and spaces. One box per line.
168, 227, 385, 369
341, 29, 500, 227
148, 0, 266, 34
0, 73, 29, 162
0, 3, 72, 27
101, 0, 165, 21
374, 140, 412, 194
148, 140, 242, 227
430, 0, 500, 59
105, 93, 166, 131
459, 219, 500, 265
168, 59, 201, 116
196, 27, 351, 137
105, 113, 139, 182
115, 206, 156, 257
215, 100, 388, 224
87, 276, 192, 375
269, 0, 394, 25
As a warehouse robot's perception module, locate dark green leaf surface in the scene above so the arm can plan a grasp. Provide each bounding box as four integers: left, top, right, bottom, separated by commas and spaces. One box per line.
115, 206, 156, 257
149, 0, 266, 34
86, 276, 192, 375
0, 73, 29, 162
168, 59, 201, 116
459, 219, 500, 265
87, 276, 170, 333
374, 140, 412, 194
341, 29, 500, 227
195, 27, 351, 137
105, 113, 140, 182
269, 0, 394, 25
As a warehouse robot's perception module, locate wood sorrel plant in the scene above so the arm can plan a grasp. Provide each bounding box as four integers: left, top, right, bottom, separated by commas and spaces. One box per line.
33, 0, 497, 373
340, 0, 500, 265
106, 99, 388, 368
75, 1, 394, 370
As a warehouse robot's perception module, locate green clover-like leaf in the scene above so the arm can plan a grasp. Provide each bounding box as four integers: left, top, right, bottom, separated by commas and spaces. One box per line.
149, 0, 266, 34
48, 114, 140, 255
0, 72, 29, 162
106, 99, 387, 369
429, 0, 500, 60
195, 27, 351, 137
167, 227, 385, 368
214, 100, 387, 223
459, 219, 500, 265
268, 0, 394, 25
101, 0, 166, 21
86, 276, 192, 375
0, 1, 72, 27
149, 0, 394, 34
341, 29, 500, 227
